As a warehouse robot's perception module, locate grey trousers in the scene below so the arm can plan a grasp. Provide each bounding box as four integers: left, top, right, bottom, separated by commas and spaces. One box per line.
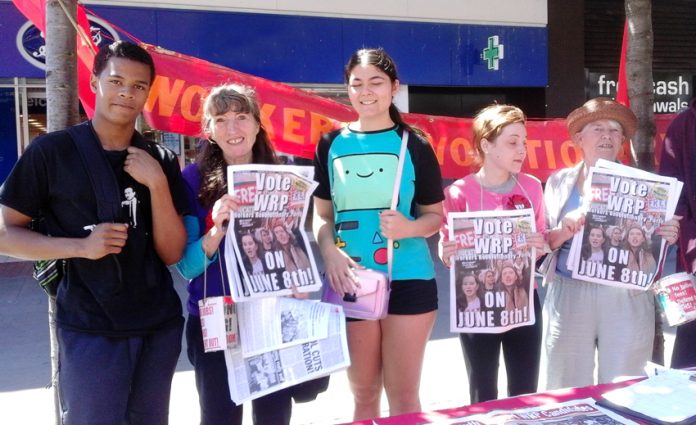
541, 275, 654, 390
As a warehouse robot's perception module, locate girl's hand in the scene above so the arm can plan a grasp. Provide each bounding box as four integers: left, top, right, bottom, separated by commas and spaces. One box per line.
289, 285, 310, 299
657, 215, 682, 246
322, 245, 362, 295
524, 232, 546, 258
379, 210, 411, 240
439, 239, 457, 268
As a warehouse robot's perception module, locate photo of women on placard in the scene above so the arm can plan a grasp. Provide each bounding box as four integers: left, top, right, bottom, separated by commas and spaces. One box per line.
240, 231, 266, 275
606, 225, 624, 249
271, 220, 311, 273
256, 226, 275, 254
456, 273, 484, 313
478, 269, 499, 292
581, 224, 606, 264
499, 262, 529, 312
624, 225, 657, 277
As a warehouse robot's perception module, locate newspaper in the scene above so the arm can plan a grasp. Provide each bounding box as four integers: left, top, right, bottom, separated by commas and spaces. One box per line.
224, 305, 350, 404
448, 209, 536, 334
567, 160, 683, 290
224, 164, 322, 301
429, 398, 640, 425
599, 365, 696, 425
237, 298, 332, 357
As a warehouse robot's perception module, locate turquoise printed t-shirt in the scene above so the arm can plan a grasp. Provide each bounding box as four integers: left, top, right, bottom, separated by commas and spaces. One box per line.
313, 125, 444, 280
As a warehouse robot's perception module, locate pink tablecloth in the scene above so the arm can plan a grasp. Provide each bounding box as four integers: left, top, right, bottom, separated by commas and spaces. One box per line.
339, 379, 643, 425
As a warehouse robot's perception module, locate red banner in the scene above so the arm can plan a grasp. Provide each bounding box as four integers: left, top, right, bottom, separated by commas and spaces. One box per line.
13, 0, 676, 182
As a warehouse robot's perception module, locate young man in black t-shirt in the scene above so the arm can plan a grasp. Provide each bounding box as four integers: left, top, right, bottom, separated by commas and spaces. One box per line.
0, 41, 188, 425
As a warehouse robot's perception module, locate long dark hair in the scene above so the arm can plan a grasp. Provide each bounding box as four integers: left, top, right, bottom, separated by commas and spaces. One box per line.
581, 224, 606, 261
344, 48, 423, 137
197, 84, 278, 208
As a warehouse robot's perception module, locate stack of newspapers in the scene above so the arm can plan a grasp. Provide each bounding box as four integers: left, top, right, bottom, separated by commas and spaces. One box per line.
220, 164, 349, 404
224, 297, 348, 404
566, 159, 683, 290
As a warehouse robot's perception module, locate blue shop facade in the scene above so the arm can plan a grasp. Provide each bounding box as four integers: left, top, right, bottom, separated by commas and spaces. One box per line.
0, 1, 548, 182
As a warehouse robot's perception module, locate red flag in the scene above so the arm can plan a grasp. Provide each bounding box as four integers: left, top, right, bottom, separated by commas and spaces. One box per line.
75, 5, 97, 117
13, 0, 675, 180
11, 0, 45, 31
616, 20, 629, 106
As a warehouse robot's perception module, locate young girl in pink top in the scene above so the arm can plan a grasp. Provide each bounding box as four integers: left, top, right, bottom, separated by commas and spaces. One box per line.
439, 104, 546, 403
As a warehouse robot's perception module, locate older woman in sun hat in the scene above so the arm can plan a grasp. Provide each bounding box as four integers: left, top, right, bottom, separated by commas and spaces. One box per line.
540, 97, 681, 390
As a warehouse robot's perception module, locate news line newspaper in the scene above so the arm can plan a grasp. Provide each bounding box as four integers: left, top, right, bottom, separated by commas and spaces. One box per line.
216, 164, 349, 404
224, 303, 349, 404
567, 159, 683, 290
428, 398, 640, 425
448, 209, 537, 334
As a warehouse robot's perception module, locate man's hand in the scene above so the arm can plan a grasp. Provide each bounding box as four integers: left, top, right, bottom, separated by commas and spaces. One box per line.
123, 146, 165, 189
81, 223, 129, 260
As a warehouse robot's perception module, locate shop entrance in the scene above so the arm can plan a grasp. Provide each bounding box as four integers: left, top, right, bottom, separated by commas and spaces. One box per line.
0, 78, 47, 183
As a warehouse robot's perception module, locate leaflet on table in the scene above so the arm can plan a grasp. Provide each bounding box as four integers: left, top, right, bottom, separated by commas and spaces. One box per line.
448, 209, 536, 334
598, 366, 696, 425
224, 305, 350, 404
428, 398, 639, 425
567, 160, 683, 290
223, 164, 321, 301
654, 272, 696, 327
237, 298, 332, 357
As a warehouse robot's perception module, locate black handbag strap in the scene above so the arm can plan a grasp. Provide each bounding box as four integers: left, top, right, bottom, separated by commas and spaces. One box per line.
66, 121, 122, 222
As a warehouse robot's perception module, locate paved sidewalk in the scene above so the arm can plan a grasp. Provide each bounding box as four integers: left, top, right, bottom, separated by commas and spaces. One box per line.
0, 248, 677, 424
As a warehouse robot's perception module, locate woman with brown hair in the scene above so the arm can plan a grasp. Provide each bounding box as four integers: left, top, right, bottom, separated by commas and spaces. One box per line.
175, 84, 296, 425
438, 103, 546, 403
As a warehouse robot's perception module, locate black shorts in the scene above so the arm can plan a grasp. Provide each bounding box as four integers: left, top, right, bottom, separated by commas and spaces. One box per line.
347, 278, 438, 322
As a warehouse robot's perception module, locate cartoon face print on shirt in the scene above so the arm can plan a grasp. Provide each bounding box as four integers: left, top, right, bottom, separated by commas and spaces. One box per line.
331, 153, 399, 212
331, 152, 400, 265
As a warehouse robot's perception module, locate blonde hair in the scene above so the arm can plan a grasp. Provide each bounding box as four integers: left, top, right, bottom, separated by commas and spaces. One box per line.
472, 104, 526, 163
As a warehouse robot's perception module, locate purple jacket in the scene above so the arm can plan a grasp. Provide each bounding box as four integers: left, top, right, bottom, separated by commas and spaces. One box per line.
179, 164, 233, 316
659, 99, 696, 273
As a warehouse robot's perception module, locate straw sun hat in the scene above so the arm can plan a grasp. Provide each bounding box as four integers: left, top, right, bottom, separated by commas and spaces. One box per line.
566, 97, 638, 139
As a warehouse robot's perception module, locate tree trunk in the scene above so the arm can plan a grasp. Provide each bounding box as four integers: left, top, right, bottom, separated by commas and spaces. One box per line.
45, 1, 79, 423
625, 0, 664, 365
625, 0, 655, 171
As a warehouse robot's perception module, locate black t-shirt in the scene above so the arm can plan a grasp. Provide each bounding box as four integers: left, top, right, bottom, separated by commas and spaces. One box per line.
0, 122, 189, 335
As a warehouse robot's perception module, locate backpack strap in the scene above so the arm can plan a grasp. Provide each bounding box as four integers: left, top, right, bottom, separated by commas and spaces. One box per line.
65, 122, 122, 223
65, 121, 125, 285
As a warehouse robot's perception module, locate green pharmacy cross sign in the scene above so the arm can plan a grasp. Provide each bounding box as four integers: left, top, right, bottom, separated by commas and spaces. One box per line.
481, 35, 504, 70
